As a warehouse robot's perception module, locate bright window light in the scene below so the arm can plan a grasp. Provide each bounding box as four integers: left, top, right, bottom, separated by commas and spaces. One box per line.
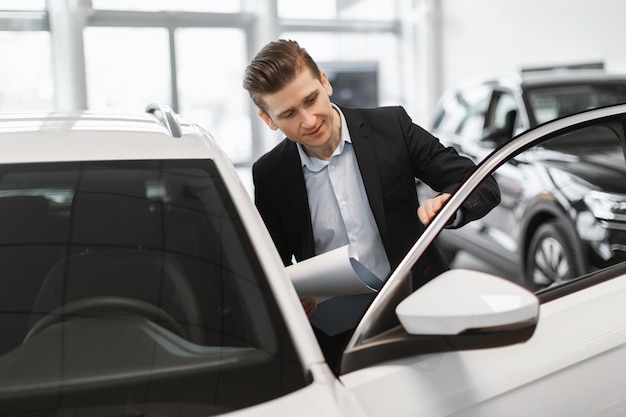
83, 27, 171, 113
91, 0, 241, 12
0, 0, 45, 10
0, 32, 52, 111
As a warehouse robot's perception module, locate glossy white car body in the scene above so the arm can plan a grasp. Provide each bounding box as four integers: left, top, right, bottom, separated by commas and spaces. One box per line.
342, 272, 626, 416
1, 104, 625, 416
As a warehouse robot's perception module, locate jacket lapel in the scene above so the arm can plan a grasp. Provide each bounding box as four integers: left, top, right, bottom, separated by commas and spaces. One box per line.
341, 107, 388, 244
280, 141, 315, 259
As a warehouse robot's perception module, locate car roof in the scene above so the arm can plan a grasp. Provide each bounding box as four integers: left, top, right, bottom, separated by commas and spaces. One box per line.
447, 69, 626, 94
518, 69, 626, 87
0, 109, 220, 164
476, 69, 626, 90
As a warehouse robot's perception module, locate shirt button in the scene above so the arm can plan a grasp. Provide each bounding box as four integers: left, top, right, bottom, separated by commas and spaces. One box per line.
340, 201, 347, 207
350, 235, 358, 242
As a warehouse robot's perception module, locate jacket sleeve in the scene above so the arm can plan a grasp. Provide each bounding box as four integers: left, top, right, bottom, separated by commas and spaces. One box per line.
397, 106, 501, 226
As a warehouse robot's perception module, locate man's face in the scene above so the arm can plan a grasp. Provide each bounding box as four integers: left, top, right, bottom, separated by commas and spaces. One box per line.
258, 68, 339, 156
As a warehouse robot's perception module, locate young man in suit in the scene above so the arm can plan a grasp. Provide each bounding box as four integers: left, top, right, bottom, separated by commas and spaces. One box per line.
243, 39, 500, 371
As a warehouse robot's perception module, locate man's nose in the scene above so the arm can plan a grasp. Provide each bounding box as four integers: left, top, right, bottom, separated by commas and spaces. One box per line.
300, 109, 316, 128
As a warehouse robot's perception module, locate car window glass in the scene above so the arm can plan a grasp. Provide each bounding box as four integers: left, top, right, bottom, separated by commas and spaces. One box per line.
0, 160, 308, 415
454, 86, 490, 139
442, 123, 626, 294
433, 85, 490, 139
527, 83, 626, 126
488, 92, 518, 133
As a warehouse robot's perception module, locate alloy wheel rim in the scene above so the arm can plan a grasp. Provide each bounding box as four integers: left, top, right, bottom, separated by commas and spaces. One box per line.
532, 236, 571, 288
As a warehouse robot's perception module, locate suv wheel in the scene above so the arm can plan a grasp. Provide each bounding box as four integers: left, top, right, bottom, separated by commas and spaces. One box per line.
525, 220, 584, 292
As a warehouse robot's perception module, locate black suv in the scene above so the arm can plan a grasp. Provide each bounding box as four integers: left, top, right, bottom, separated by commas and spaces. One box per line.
426, 69, 626, 291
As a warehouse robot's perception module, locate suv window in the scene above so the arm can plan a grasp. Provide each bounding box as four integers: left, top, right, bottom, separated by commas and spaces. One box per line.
433, 85, 490, 139
0, 160, 307, 415
485, 91, 518, 138
526, 82, 626, 125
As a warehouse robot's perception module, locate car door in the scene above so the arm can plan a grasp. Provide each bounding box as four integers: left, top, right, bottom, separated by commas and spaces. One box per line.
340, 265, 626, 417
339, 104, 626, 417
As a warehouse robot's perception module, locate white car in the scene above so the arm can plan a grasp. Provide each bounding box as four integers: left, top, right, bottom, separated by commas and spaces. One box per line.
0, 103, 624, 416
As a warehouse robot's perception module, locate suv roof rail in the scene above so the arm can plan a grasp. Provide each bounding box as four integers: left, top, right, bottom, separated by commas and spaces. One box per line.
146, 103, 182, 138
521, 61, 604, 73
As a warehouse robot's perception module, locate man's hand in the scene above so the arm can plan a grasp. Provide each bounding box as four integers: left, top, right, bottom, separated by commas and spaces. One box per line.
418, 193, 451, 226
301, 296, 317, 317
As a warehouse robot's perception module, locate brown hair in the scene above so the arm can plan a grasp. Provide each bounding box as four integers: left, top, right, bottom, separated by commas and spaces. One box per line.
243, 39, 322, 112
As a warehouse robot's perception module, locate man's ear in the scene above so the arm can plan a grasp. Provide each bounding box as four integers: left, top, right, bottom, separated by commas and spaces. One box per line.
258, 110, 278, 130
320, 71, 333, 97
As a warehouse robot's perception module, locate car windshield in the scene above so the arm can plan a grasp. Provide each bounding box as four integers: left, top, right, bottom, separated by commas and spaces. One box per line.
526, 82, 626, 125
0, 160, 307, 416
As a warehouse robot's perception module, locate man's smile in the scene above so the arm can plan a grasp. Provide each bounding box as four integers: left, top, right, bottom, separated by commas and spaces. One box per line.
304, 122, 324, 137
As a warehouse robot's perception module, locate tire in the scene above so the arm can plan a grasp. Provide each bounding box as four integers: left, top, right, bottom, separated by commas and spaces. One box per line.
524, 220, 585, 292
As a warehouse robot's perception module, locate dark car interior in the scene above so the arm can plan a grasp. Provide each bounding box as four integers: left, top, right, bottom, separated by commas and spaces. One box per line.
0, 160, 308, 416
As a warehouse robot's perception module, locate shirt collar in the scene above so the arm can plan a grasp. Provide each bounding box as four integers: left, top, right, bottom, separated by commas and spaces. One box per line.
297, 103, 352, 172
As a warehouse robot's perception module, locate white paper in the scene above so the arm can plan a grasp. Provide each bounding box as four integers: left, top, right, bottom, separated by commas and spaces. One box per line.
286, 245, 382, 301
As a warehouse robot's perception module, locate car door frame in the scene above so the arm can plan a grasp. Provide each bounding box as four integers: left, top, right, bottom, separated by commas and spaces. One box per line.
339, 103, 626, 374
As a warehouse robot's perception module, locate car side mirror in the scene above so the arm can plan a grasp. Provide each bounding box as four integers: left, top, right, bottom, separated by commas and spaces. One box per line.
340, 269, 538, 374
481, 128, 510, 146
482, 109, 518, 146
396, 269, 538, 336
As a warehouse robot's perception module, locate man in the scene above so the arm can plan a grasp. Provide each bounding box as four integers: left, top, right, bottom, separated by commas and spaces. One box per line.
243, 39, 500, 370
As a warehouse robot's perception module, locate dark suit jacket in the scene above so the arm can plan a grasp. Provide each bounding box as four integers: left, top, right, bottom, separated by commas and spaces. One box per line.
252, 105, 500, 288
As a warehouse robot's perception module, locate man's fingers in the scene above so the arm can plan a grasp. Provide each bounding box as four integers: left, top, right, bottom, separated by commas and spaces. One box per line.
417, 205, 430, 225
418, 193, 451, 225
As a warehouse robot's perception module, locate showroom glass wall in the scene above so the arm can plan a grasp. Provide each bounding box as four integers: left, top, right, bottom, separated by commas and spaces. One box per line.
0, 1, 52, 110
0, 0, 410, 175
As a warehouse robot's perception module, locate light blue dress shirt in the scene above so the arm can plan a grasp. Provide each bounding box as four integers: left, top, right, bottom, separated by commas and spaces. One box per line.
297, 104, 391, 282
